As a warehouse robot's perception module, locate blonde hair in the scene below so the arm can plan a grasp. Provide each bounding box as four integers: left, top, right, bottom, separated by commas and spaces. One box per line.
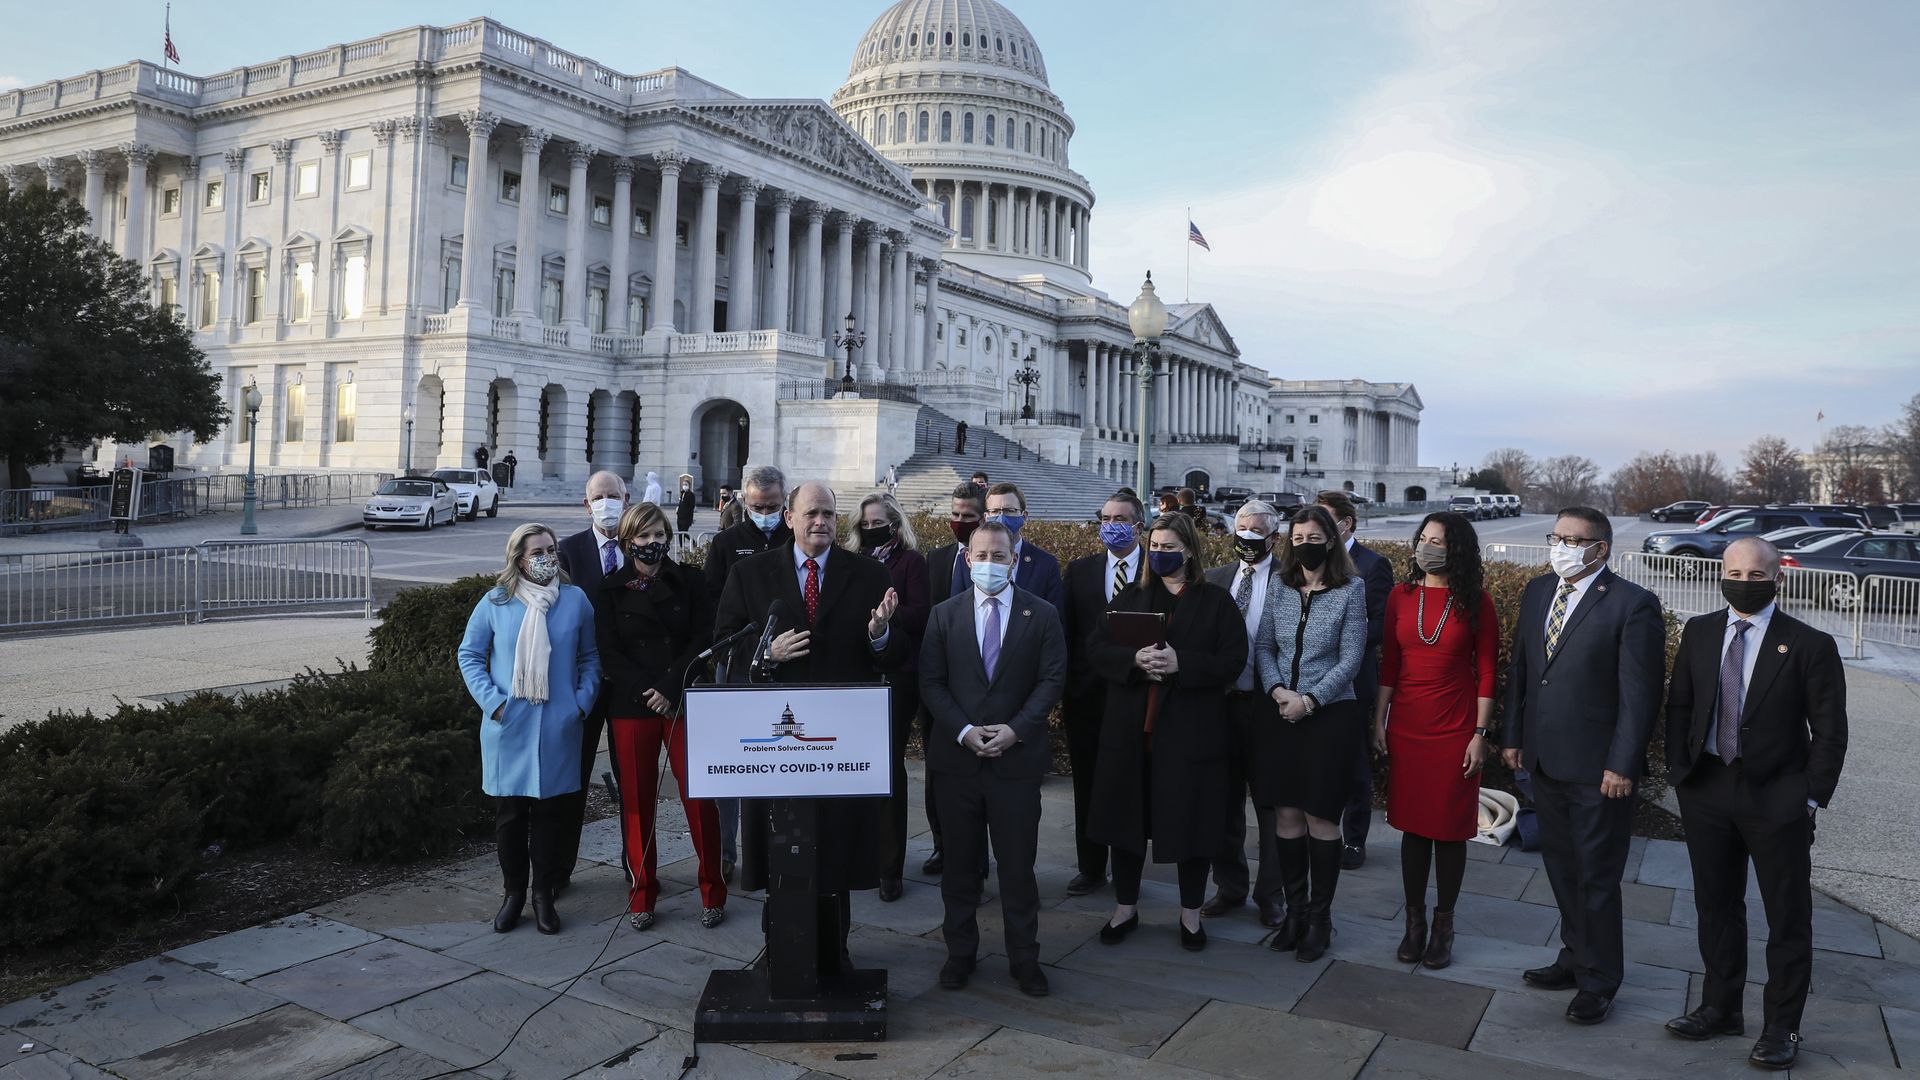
1143, 509, 1206, 587
616, 501, 672, 544
494, 523, 563, 601
845, 491, 917, 551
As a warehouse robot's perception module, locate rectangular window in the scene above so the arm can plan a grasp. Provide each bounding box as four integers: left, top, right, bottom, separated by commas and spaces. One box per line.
1284, 414, 1295, 424
935, 323, 944, 341
285, 384, 306, 443
592, 195, 612, 227
501, 171, 520, 203
119, 195, 128, 221
716, 230, 729, 257
203, 180, 224, 210
676, 219, 689, 247
340, 253, 366, 320
1308, 414, 1319, 424
493, 267, 515, 318
957, 328, 968, 346
449, 155, 468, 189
587, 286, 607, 333
244, 267, 266, 324
161, 188, 181, 216
335, 382, 357, 443
199, 270, 220, 328
540, 278, 562, 325
547, 183, 568, 214
628, 294, 648, 334
296, 162, 319, 197
291, 260, 313, 322
632, 207, 652, 236
249, 170, 271, 204
442, 257, 461, 313
345, 152, 371, 191
159, 276, 178, 312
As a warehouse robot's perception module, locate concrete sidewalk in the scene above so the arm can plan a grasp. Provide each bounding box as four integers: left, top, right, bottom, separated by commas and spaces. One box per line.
0, 503, 367, 555
3, 769, 1917, 1079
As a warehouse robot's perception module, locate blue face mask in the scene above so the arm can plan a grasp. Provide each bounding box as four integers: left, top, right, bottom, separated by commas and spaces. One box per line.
970, 561, 1013, 595
749, 509, 783, 533
1147, 549, 1186, 577
1098, 521, 1135, 553
986, 511, 1025, 536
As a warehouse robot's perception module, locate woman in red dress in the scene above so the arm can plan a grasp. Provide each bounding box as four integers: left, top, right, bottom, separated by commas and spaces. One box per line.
1373, 511, 1497, 970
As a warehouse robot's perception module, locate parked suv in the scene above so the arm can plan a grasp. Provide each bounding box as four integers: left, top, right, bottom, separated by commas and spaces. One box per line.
1643, 507, 1868, 563
1650, 500, 1710, 523
1215, 486, 1254, 514
1500, 494, 1522, 517
1447, 495, 1482, 521
429, 467, 501, 520
1257, 491, 1306, 514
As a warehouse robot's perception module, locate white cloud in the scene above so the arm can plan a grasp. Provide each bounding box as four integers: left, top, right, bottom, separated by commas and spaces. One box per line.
0, 75, 26, 91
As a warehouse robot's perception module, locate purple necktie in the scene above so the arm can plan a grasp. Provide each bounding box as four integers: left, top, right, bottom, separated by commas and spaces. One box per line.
602, 539, 617, 575
982, 596, 1001, 680
1717, 620, 1750, 760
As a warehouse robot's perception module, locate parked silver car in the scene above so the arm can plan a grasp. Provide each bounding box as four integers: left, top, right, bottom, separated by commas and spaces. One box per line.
363, 478, 458, 530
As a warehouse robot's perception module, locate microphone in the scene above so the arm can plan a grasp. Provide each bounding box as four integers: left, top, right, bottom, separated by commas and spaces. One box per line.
750, 598, 786, 678
697, 620, 760, 663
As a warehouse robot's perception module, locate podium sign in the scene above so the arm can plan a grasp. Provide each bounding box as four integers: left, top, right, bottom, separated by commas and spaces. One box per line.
108, 468, 142, 521
684, 684, 891, 800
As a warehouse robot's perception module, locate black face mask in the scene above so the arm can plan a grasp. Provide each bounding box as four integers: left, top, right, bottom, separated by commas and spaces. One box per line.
858, 522, 894, 550
1234, 534, 1270, 563
1721, 577, 1777, 615
629, 540, 668, 566
1293, 541, 1329, 572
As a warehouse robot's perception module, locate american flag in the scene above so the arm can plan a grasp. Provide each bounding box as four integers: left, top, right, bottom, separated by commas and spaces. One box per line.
164, 4, 180, 65
1188, 220, 1210, 251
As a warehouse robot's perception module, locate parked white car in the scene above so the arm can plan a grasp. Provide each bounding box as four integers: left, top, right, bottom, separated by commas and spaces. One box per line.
363, 478, 458, 531
430, 468, 501, 520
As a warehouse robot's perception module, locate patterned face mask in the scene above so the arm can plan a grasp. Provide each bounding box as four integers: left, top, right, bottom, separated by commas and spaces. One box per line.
525, 552, 560, 583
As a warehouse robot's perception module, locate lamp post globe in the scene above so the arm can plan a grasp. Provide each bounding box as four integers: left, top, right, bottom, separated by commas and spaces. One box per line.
240, 383, 263, 536
1014, 348, 1041, 421
1128, 272, 1168, 498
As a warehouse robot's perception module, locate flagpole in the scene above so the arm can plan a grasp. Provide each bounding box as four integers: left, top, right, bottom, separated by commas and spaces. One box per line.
164, 3, 170, 68
1185, 206, 1191, 303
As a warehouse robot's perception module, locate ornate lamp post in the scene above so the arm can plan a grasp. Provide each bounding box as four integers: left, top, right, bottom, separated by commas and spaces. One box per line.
401, 401, 416, 475
1127, 271, 1169, 498
832, 311, 865, 397
240, 382, 263, 535
1014, 349, 1041, 421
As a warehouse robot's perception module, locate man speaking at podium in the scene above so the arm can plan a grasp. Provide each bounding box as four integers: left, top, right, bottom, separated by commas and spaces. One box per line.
714, 480, 905, 973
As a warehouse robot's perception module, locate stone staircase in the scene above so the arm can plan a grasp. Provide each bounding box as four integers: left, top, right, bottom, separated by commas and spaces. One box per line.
889, 404, 1120, 520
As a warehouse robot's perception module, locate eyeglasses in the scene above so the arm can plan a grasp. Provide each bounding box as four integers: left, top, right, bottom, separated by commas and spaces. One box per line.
1546, 535, 1602, 548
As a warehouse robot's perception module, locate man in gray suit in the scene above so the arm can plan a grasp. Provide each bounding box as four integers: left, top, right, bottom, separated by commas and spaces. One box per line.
1502, 506, 1665, 1026
919, 520, 1067, 998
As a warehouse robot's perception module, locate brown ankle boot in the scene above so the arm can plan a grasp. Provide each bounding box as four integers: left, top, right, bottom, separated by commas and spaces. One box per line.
1422, 910, 1455, 969
1396, 906, 1428, 964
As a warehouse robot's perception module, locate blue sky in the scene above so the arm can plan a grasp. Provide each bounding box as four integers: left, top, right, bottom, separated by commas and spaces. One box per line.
7, 0, 1917, 471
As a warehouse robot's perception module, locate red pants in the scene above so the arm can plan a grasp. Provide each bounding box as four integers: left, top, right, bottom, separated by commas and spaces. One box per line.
609, 714, 726, 912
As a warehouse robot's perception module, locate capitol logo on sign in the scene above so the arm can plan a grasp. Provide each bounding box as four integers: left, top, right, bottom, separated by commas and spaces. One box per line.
739, 702, 838, 746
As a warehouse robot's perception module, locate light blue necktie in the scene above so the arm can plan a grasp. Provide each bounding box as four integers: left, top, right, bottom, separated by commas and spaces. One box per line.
982, 596, 1001, 680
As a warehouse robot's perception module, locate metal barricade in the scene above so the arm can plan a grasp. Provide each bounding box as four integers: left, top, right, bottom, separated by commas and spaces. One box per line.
1773, 564, 1867, 653
1610, 552, 1726, 618
197, 539, 374, 618
1482, 542, 1552, 566
1862, 575, 1920, 652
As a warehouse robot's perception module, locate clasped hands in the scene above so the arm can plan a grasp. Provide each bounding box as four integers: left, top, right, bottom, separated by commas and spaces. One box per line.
1133, 644, 1179, 682
767, 588, 900, 662
1270, 686, 1310, 722
962, 724, 1019, 757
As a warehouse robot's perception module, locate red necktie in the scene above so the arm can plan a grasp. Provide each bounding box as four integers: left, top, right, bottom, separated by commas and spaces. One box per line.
804, 558, 820, 624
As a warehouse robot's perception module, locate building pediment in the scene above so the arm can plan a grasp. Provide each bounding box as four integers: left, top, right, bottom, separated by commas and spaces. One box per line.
1166, 303, 1239, 358
682, 101, 919, 203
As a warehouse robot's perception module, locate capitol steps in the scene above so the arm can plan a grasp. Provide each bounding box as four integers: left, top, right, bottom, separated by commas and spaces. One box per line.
887, 405, 1121, 521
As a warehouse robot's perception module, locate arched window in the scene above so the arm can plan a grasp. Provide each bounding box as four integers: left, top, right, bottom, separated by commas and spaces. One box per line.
962, 31, 971, 48
996, 36, 1004, 52
1024, 121, 1032, 152
940, 111, 952, 142
909, 31, 917, 47
943, 30, 953, 46
876, 113, 887, 144
987, 199, 998, 245
962, 113, 974, 143
895, 110, 907, 143
985, 115, 996, 145
961, 196, 974, 241
918, 111, 929, 141
894, 34, 901, 49
938, 195, 951, 227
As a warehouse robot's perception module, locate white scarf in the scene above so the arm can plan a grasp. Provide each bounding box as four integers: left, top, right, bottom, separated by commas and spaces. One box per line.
510, 577, 560, 704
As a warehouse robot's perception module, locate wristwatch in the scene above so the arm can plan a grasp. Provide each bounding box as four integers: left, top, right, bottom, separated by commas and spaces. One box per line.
1474, 726, 1496, 742
1301, 693, 1319, 716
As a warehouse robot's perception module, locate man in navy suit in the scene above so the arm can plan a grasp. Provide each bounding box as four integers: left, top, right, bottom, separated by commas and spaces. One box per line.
921, 481, 988, 876
552, 469, 631, 892
984, 482, 1065, 612
1319, 491, 1395, 869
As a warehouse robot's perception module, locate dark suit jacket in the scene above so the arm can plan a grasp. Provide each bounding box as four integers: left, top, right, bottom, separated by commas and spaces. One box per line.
1349, 541, 1395, 703
703, 519, 793, 599
557, 528, 618, 617
929, 542, 965, 605
595, 558, 712, 715
929, 538, 1065, 615
1504, 568, 1666, 782
1062, 551, 1126, 699
919, 586, 1067, 781
1664, 607, 1847, 808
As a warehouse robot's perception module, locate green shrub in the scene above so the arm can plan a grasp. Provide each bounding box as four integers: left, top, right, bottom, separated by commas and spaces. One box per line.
320, 672, 488, 861
369, 573, 496, 676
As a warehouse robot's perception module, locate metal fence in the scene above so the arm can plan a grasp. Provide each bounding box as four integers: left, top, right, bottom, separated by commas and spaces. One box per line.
0, 539, 374, 631
1, 472, 392, 534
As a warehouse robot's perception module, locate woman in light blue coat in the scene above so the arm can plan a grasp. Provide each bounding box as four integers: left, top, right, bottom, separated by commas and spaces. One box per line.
458, 523, 601, 936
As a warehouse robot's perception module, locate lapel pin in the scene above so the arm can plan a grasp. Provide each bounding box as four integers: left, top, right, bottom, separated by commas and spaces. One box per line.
1023, 609, 1031, 617
1597, 584, 1608, 593
1777, 644, 1788, 653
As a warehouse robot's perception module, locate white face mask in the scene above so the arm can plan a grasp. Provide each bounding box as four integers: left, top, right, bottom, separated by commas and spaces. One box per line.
1549, 541, 1598, 580
590, 497, 624, 531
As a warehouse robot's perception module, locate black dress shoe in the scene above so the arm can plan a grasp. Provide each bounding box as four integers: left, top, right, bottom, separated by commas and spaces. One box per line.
938, 955, 975, 989
493, 891, 526, 933
1257, 898, 1287, 929
1339, 844, 1365, 870
1199, 892, 1246, 918
1665, 1004, 1745, 1041
1099, 913, 1140, 944
878, 877, 903, 902
1523, 963, 1578, 990
922, 848, 945, 875
1749, 1027, 1799, 1071
531, 889, 561, 935
1012, 963, 1050, 997
1566, 990, 1613, 1025
1180, 920, 1207, 951
1066, 872, 1104, 896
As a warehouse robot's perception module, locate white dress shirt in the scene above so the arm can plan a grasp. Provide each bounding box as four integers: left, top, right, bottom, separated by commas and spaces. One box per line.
1705, 601, 1776, 758
1542, 562, 1607, 641
1228, 556, 1273, 691
790, 545, 888, 650
1104, 547, 1143, 600
958, 583, 1016, 743
591, 523, 625, 573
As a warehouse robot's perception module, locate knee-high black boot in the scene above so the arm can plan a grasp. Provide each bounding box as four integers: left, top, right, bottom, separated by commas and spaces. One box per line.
1295, 837, 1343, 963
1266, 836, 1311, 953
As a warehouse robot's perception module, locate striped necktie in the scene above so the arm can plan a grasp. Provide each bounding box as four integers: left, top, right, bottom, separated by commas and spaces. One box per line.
1113, 557, 1129, 599
1544, 580, 1576, 660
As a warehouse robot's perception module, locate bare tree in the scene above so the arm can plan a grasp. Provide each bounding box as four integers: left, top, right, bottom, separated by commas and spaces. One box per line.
1816, 425, 1886, 503
1883, 393, 1920, 500
1738, 435, 1810, 503
1675, 451, 1732, 502
1535, 454, 1601, 511
1480, 447, 1538, 499
1607, 450, 1686, 514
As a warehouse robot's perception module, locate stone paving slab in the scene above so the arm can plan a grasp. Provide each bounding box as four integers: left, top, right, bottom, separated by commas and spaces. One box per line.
315, 1046, 477, 1079
911, 952, 1206, 1059
1449, 857, 1537, 901
311, 879, 503, 952
1667, 887, 1888, 958
444, 910, 656, 989
1800, 947, 1920, 1008
1884, 1005, 1920, 1072
248, 939, 480, 1023
1293, 960, 1492, 1050
0, 1047, 116, 1079
572, 1026, 804, 1079
1151, 999, 1380, 1080
1409, 929, 1688, 999
1876, 921, 1920, 965
1355, 1034, 1592, 1079
349, 972, 650, 1080
952, 1025, 1215, 1079
751, 997, 998, 1079
1520, 872, 1675, 925
1053, 930, 1321, 1013
563, 941, 717, 1027
930, 902, 1109, 967
1444, 890, 1562, 947
111, 1003, 392, 1080
1687, 973, 1899, 1072
163, 913, 381, 983
630, 890, 766, 962
0, 956, 283, 1065
1467, 984, 1733, 1079
844, 927, 951, 1000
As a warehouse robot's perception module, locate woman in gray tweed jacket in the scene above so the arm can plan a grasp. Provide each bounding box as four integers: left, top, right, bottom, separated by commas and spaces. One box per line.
1252, 504, 1368, 963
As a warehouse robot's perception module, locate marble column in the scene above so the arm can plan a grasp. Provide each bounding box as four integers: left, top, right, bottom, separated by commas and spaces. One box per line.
119, 143, 155, 266
876, 240, 892, 369
561, 143, 595, 330
511, 127, 550, 320
769, 192, 793, 332
888, 233, 908, 371
36, 157, 63, 192
1079, 207, 1091, 268
218, 147, 245, 329
455, 110, 500, 309
919, 257, 940, 371
802, 204, 825, 337
649, 150, 688, 336
833, 213, 855, 334
860, 225, 883, 379
690, 165, 726, 335
607, 156, 634, 333
727, 179, 762, 332
78, 149, 107, 237
1026, 189, 1037, 255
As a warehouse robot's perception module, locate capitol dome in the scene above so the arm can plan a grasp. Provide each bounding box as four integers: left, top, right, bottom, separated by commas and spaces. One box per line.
832, 0, 1095, 289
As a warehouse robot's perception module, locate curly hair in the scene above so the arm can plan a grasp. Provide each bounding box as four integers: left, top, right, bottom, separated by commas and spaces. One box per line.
1407, 511, 1484, 632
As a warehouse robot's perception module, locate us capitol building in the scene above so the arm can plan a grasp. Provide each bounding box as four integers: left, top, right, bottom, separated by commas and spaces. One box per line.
0, 0, 1457, 509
